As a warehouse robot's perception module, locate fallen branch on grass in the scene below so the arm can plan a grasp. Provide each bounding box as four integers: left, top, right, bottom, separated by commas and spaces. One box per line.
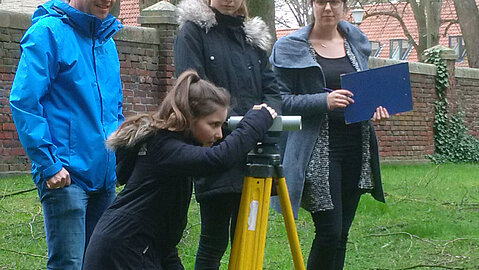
390, 194, 477, 210
441, 237, 478, 255
0, 247, 46, 259
181, 222, 201, 242
28, 206, 43, 239
366, 231, 437, 252
0, 187, 37, 199
372, 264, 464, 269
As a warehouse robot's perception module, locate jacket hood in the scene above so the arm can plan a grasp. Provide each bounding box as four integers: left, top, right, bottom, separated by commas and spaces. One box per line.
106, 115, 157, 151
270, 21, 371, 69
32, 0, 122, 42
177, 0, 272, 51
107, 115, 159, 186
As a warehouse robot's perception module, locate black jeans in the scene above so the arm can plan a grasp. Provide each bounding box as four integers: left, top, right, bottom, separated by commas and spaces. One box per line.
306, 119, 363, 270
83, 233, 184, 270
194, 193, 241, 270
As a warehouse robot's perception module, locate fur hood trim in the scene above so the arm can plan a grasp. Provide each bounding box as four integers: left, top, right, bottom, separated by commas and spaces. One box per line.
105, 114, 157, 151
243, 17, 272, 52
177, 0, 272, 51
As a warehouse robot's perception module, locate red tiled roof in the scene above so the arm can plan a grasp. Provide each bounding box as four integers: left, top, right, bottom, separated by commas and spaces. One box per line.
276, 28, 295, 39
119, 0, 140, 26
276, 0, 478, 67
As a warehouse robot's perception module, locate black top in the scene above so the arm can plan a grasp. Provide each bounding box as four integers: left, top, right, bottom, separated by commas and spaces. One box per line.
315, 54, 355, 118
93, 108, 273, 249
316, 54, 355, 90
315, 53, 361, 147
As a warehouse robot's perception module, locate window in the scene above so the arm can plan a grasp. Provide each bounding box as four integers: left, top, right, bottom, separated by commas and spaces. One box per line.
389, 39, 411, 60
369, 41, 382, 57
449, 35, 466, 62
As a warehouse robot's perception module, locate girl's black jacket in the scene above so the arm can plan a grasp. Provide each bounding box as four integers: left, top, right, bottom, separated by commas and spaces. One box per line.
89, 108, 272, 252
174, 0, 282, 200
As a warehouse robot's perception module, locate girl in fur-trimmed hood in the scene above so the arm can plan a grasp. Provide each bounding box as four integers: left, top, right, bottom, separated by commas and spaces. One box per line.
174, 0, 282, 269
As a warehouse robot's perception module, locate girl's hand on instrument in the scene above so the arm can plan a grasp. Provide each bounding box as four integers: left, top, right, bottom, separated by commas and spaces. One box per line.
252, 103, 278, 119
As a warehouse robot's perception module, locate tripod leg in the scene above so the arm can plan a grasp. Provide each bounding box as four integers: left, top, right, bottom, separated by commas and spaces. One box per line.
276, 177, 306, 270
228, 176, 273, 270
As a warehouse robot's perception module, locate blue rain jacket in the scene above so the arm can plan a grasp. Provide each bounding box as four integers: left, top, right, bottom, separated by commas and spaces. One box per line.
9, 0, 124, 191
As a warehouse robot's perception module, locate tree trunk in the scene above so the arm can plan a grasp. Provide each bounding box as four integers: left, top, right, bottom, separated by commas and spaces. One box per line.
426, 0, 442, 48
110, 0, 121, 17
246, 0, 276, 40
409, 0, 428, 61
453, 0, 479, 68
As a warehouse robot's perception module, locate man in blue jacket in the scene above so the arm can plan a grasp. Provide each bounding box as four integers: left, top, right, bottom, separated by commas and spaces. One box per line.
9, 0, 123, 269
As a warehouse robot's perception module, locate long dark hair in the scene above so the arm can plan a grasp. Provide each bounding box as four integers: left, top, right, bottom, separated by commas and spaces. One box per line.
106, 70, 230, 149
153, 69, 230, 131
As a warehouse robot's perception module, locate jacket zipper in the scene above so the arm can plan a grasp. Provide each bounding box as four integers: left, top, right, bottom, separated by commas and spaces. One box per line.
91, 21, 110, 185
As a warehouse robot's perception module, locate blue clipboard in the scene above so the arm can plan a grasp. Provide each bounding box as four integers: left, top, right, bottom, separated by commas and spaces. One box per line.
341, 62, 413, 124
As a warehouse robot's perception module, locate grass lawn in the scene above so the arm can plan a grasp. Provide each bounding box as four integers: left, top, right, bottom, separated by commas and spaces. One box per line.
1, 163, 478, 269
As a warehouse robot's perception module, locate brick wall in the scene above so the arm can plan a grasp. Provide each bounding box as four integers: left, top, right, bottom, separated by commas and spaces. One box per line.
455, 68, 479, 138
0, 10, 478, 174
0, 11, 30, 172
369, 58, 438, 162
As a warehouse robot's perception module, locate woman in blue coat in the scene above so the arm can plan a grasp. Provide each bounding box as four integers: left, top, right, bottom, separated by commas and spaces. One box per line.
270, 0, 389, 269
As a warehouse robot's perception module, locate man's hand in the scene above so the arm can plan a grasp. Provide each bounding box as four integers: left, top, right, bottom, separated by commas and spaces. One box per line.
46, 167, 71, 189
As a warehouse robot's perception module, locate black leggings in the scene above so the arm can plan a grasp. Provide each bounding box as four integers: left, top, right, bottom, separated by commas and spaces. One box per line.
194, 193, 241, 270
307, 174, 362, 270
306, 119, 363, 270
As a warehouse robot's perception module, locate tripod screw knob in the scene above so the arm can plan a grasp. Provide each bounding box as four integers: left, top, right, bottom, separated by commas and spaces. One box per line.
257, 148, 263, 154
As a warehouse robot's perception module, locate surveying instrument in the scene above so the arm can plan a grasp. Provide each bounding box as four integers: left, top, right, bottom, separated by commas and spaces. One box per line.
226, 116, 305, 270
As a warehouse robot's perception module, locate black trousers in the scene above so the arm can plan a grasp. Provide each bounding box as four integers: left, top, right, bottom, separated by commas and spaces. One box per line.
306, 119, 363, 270
83, 231, 184, 270
194, 193, 241, 270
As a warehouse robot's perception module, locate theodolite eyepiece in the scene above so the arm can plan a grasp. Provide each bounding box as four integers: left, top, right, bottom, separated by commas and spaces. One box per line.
227, 115, 302, 132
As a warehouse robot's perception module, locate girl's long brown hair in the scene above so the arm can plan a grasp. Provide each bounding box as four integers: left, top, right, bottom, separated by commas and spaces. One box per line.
153, 69, 230, 131
106, 70, 230, 150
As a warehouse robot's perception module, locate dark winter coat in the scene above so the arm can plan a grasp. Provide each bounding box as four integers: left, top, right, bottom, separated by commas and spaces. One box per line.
269, 22, 385, 218
174, 0, 282, 200
86, 108, 272, 261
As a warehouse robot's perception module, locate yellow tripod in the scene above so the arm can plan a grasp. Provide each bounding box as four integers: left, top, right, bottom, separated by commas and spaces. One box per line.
228, 134, 305, 270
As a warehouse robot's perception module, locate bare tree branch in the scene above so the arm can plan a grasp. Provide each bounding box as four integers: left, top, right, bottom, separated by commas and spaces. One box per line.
442, 19, 459, 36
363, 10, 419, 51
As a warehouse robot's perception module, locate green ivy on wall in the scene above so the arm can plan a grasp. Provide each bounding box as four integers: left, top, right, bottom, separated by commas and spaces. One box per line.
424, 47, 479, 163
